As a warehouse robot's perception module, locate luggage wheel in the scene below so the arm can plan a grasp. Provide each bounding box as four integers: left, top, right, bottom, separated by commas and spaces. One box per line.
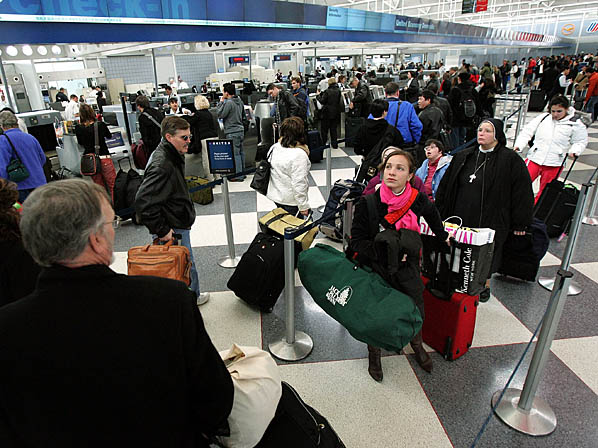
443, 337, 453, 360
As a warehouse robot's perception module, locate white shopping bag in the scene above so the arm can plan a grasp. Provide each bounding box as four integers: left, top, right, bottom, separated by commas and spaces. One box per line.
420, 216, 495, 246
217, 344, 282, 448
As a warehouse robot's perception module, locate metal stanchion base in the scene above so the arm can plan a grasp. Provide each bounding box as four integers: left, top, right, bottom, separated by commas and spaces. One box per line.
218, 255, 241, 269
492, 389, 557, 436
269, 331, 314, 361
538, 276, 582, 296
582, 217, 598, 226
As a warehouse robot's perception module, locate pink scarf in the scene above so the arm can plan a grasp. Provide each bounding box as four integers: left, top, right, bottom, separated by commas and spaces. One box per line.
379, 181, 420, 233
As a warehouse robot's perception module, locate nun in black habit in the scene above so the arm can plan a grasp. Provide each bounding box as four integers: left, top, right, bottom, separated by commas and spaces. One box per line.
435, 118, 534, 301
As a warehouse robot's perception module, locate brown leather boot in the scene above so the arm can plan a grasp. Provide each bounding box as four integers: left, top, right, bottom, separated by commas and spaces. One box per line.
410, 331, 433, 373
367, 345, 383, 382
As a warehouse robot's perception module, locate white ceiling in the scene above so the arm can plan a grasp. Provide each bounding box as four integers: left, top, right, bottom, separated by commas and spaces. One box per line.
307, 0, 597, 29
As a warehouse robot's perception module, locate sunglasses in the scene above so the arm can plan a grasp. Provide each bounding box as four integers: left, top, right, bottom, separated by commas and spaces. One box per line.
177, 134, 191, 141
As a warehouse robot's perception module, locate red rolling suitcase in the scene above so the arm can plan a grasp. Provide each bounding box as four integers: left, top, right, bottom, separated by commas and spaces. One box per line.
421, 276, 479, 361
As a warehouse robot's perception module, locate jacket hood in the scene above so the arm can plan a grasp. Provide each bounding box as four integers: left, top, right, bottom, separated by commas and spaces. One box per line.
365, 118, 391, 133
231, 96, 244, 107
480, 117, 507, 146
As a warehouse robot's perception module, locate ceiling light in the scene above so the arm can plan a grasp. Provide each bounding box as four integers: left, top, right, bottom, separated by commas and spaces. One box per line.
51, 45, 61, 55
6, 46, 18, 57
22, 45, 33, 56
184, 43, 190, 50
37, 46, 47, 55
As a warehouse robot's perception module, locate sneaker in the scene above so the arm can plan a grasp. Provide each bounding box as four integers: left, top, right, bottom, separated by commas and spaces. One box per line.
197, 292, 210, 306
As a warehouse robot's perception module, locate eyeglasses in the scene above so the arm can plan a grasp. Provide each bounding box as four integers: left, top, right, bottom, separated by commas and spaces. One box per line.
106, 216, 122, 229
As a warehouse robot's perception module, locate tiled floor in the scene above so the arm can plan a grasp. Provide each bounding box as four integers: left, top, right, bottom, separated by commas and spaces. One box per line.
111, 114, 598, 447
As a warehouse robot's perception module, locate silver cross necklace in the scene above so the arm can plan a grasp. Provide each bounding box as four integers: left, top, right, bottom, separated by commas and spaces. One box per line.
469, 151, 488, 183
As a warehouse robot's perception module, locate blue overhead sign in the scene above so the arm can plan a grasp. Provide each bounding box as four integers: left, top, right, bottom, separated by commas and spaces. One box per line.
0, 0, 564, 47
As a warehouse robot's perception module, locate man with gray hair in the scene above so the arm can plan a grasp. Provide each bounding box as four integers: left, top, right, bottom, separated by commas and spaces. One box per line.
0, 110, 47, 202
0, 179, 234, 446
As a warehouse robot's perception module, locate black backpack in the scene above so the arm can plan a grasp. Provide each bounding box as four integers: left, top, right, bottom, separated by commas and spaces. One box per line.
459, 88, 477, 118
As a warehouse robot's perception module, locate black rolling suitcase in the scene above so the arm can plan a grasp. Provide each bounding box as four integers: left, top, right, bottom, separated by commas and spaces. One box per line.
227, 232, 284, 312
307, 129, 324, 162
534, 158, 579, 238
255, 382, 346, 448
344, 115, 364, 147
497, 218, 550, 281
319, 179, 365, 241
528, 90, 546, 112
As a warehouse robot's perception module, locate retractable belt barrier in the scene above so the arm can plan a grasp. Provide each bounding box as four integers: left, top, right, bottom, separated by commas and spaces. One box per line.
114, 167, 257, 219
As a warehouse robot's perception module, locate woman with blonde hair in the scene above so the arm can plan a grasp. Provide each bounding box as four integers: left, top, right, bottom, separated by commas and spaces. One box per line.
186, 95, 218, 157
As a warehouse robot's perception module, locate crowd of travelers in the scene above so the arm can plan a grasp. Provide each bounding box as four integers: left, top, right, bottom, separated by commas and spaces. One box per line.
0, 50, 593, 444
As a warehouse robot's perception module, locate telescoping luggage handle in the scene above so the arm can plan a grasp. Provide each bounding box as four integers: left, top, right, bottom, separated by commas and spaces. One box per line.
534, 155, 578, 221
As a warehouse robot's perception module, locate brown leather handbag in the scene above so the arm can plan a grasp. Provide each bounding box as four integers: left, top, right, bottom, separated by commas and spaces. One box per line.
127, 238, 191, 286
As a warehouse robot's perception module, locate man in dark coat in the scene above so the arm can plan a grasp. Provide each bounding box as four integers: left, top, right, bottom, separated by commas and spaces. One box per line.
349, 76, 372, 118
540, 62, 560, 105
316, 78, 342, 149
448, 72, 482, 147
135, 116, 207, 304
266, 83, 304, 125
0, 179, 234, 447
435, 117, 533, 301
135, 95, 164, 155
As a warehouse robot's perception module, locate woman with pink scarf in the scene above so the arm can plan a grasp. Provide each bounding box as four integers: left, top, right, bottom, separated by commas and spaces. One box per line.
350, 148, 449, 382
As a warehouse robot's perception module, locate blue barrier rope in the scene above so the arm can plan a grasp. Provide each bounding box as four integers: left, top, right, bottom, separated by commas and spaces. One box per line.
449, 138, 477, 155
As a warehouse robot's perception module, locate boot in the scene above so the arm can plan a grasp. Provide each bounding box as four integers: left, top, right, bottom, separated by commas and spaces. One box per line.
367, 345, 383, 382
410, 331, 433, 373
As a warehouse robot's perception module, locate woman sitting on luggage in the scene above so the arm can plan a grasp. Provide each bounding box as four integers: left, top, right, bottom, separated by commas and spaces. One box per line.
351, 148, 449, 382
75, 104, 116, 203
266, 117, 311, 216
514, 95, 588, 203
435, 118, 534, 302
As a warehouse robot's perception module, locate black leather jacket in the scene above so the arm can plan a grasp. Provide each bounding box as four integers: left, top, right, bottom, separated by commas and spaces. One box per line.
135, 140, 195, 238
352, 82, 372, 118
275, 90, 301, 124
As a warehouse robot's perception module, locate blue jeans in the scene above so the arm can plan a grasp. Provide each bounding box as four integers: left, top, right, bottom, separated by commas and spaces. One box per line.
451, 126, 468, 148
227, 131, 245, 178
151, 228, 200, 297
586, 96, 598, 121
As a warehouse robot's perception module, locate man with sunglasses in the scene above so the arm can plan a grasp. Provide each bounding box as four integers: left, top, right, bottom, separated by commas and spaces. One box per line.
135, 116, 208, 305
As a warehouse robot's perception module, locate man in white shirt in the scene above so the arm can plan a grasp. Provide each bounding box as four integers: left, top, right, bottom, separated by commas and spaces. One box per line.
64, 95, 80, 120
509, 61, 519, 90
177, 76, 189, 90
165, 97, 191, 116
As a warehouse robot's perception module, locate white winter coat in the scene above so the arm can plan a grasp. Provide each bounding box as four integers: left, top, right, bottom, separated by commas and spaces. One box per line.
266, 142, 311, 211
514, 107, 588, 167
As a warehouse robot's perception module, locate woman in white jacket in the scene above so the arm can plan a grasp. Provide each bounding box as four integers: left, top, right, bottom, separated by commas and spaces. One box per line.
514, 95, 588, 203
266, 116, 311, 216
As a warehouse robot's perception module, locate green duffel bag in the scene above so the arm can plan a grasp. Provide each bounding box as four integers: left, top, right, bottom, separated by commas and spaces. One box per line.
297, 243, 422, 352
186, 175, 214, 205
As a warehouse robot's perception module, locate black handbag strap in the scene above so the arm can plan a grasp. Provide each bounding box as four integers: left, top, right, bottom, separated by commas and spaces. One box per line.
2, 134, 21, 162
142, 111, 162, 129
93, 122, 100, 154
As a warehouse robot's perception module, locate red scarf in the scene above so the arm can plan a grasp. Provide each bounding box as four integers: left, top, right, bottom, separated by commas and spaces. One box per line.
379, 181, 420, 232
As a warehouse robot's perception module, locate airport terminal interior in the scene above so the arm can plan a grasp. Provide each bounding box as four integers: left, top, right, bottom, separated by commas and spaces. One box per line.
2, 0, 598, 446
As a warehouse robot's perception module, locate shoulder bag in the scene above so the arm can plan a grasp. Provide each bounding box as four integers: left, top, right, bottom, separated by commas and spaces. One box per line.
250, 147, 273, 196
80, 122, 102, 176
142, 111, 162, 128
3, 133, 30, 182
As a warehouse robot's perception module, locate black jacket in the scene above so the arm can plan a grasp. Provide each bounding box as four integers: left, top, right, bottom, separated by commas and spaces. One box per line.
56, 91, 69, 102
352, 82, 372, 118
135, 140, 195, 238
433, 96, 453, 126
418, 105, 445, 143
353, 118, 404, 157
275, 90, 302, 124
405, 78, 420, 103
0, 239, 41, 308
478, 85, 497, 117
316, 84, 342, 121
183, 109, 218, 154
351, 189, 448, 268
540, 67, 559, 93
75, 121, 112, 156
435, 143, 533, 239
0, 264, 233, 448
448, 80, 482, 127
138, 108, 164, 154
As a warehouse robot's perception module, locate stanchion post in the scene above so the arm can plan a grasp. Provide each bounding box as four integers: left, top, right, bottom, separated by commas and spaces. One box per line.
269, 229, 314, 361
218, 176, 241, 268
317, 145, 333, 213
513, 103, 524, 147
582, 181, 598, 226
492, 180, 592, 436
